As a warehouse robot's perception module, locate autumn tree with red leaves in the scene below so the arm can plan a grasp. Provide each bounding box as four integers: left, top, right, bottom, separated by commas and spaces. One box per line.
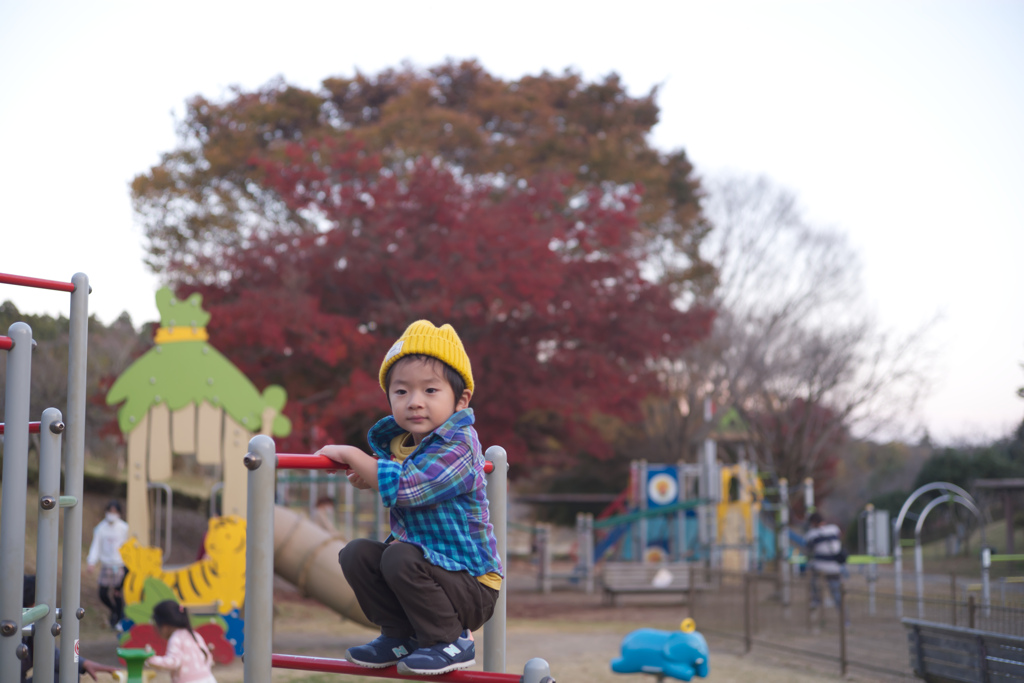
131, 62, 715, 471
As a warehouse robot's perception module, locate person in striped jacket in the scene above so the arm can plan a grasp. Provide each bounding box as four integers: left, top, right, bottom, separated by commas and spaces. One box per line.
805, 512, 846, 612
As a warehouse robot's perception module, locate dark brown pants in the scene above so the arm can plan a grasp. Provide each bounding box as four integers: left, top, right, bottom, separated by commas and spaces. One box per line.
338, 539, 499, 646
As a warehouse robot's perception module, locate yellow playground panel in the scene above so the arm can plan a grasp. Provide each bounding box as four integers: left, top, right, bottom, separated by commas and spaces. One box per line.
716, 463, 764, 571
120, 516, 247, 614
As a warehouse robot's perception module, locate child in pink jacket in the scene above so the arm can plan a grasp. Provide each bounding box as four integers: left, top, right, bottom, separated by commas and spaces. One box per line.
145, 600, 217, 683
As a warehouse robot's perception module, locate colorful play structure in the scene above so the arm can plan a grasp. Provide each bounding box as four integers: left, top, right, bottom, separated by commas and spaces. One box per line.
103, 289, 440, 659
103, 288, 315, 658
533, 401, 786, 594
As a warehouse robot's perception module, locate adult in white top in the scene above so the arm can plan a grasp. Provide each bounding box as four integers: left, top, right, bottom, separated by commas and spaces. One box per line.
804, 511, 845, 610
86, 500, 130, 629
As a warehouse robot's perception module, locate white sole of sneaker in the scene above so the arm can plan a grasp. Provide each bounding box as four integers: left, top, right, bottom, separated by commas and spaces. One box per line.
345, 653, 400, 669
396, 659, 475, 676
346, 659, 399, 668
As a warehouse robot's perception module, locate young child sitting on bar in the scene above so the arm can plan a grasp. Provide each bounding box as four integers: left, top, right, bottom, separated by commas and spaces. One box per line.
316, 320, 502, 675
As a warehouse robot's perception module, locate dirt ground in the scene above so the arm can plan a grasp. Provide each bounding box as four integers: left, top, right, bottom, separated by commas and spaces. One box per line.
13, 491, 895, 681
76, 558, 888, 682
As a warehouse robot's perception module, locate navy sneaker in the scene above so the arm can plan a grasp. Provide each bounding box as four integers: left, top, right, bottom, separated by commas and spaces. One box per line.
345, 634, 417, 668
396, 630, 475, 675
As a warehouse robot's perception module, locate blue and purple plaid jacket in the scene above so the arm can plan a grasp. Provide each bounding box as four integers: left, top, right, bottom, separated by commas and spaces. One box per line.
368, 408, 503, 578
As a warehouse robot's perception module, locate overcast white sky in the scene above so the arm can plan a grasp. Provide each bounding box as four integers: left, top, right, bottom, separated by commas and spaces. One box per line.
1, 1, 1021, 444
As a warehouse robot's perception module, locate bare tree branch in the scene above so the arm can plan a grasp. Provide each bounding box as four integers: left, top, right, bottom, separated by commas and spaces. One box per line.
648, 173, 936, 496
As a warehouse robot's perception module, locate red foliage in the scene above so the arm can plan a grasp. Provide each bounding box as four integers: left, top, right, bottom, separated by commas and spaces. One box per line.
183, 138, 713, 471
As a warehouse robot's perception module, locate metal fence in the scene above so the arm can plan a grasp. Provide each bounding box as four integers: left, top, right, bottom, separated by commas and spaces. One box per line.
684, 567, 1024, 680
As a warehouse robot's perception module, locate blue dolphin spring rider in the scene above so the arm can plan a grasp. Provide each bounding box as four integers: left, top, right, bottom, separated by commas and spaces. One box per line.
611, 618, 709, 682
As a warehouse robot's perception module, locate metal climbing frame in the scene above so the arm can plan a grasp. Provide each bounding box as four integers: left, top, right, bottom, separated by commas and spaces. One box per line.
0, 272, 90, 683
242, 438, 554, 683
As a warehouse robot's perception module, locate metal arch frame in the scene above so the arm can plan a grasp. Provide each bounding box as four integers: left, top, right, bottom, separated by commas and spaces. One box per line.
912, 493, 988, 618
892, 482, 987, 617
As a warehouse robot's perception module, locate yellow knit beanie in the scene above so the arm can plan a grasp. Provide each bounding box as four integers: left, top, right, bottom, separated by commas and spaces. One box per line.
379, 320, 475, 394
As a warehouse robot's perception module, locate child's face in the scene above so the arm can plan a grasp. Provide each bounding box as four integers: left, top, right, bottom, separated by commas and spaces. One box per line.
388, 358, 471, 444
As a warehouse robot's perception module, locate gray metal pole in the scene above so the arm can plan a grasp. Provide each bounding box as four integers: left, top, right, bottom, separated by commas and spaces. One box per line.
803, 477, 815, 513
59, 273, 88, 683
700, 398, 719, 569
583, 512, 595, 594
779, 478, 790, 607
894, 518, 904, 617
343, 480, 354, 541
33, 408, 65, 683
537, 525, 551, 594
483, 445, 507, 674
674, 462, 683, 561
0, 322, 33, 683
865, 506, 877, 616
981, 547, 991, 617
244, 435, 277, 683
838, 583, 848, 677
147, 483, 173, 558
637, 459, 648, 563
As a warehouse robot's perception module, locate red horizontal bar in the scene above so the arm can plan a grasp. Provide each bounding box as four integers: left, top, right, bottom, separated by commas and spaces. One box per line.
271, 653, 521, 682
0, 422, 41, 435
276, 453, 350, 470
0, 336, 11, 351
0, 273, 76, 293
275, 453, 494, 474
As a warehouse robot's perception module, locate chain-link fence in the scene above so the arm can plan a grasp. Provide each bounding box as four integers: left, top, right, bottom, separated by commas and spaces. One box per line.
684, 566, 1024, 680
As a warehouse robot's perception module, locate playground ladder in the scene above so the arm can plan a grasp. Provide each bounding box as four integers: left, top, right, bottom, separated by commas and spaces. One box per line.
0, 272, 90, 683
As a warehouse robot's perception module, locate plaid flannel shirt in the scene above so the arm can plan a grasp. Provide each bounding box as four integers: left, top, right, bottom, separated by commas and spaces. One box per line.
368, 408, 503, 578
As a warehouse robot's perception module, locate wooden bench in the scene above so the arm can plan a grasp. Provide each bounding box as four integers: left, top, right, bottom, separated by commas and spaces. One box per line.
903, 618, 1024, 682
601, 561, 692, 606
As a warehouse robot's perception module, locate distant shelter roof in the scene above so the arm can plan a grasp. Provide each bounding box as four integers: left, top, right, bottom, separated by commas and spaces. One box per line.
974, 478, 1024, 491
